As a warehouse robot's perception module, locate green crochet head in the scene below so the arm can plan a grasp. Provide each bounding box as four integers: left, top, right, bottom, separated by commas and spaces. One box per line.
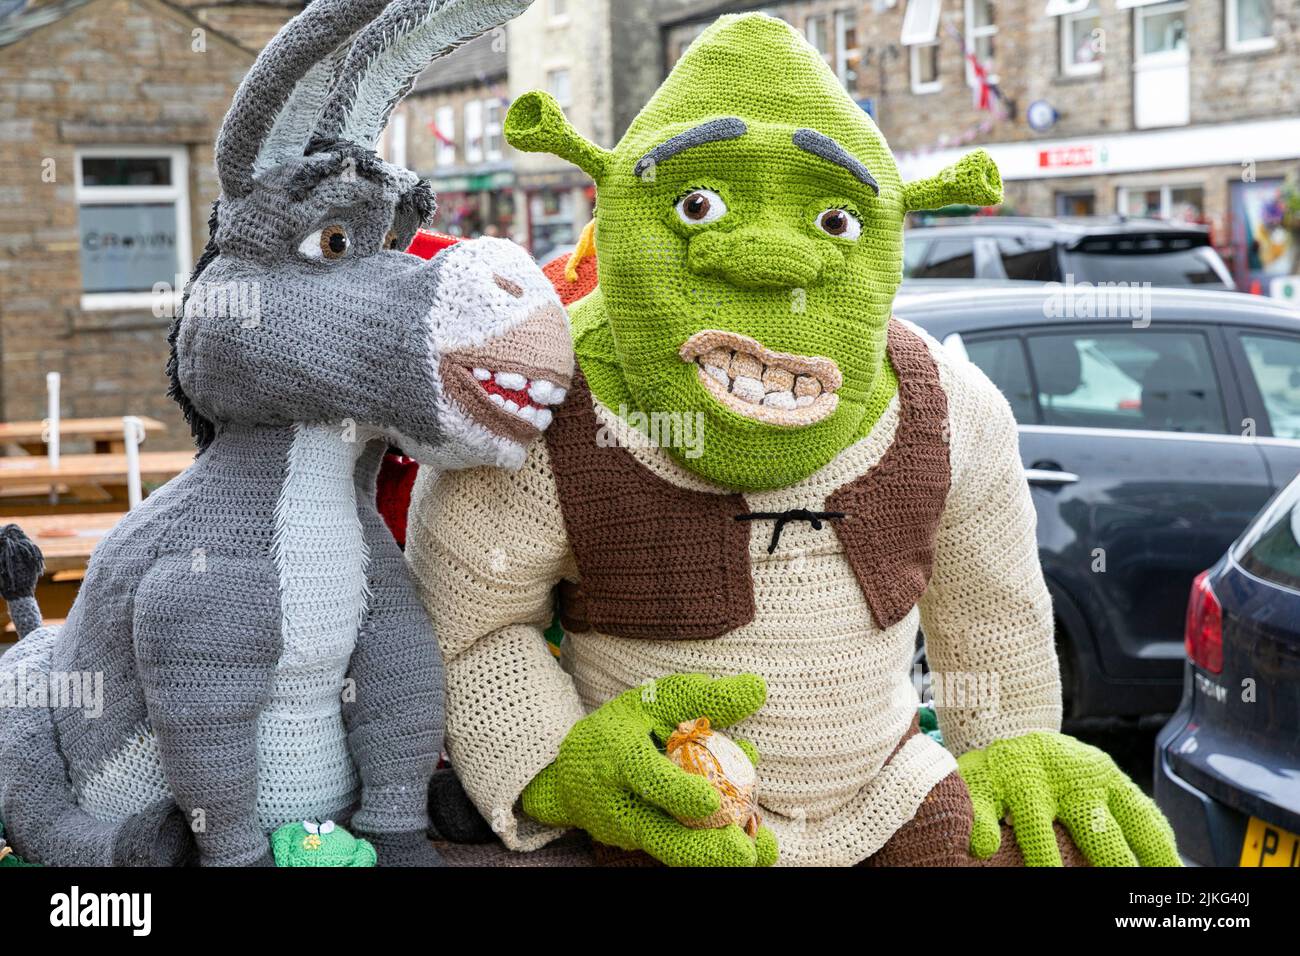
506, 13, 1001, 490
270, 819, 377, 867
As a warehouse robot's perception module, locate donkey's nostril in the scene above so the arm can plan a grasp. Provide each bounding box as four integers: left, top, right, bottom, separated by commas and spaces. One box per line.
493, 274, 524, 298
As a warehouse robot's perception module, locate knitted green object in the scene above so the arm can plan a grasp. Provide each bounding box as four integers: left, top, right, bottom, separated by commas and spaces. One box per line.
521, 674, 778, 866
506, 13, 1000, 491
270, 820, 377, 867
958, 732, 1181, 867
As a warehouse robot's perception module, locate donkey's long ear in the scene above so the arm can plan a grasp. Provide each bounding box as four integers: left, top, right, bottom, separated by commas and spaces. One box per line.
313, 0, 533, 149
215, 0, 393, 198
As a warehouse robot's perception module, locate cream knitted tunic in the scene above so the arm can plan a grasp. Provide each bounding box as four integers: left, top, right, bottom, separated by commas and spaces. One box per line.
406, 325, 1061, 866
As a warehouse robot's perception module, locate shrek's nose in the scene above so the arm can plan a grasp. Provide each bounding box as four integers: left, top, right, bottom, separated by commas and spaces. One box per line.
687, 223, 825, 290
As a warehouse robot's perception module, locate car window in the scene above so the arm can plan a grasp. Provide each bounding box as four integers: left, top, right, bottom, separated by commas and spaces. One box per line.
1062, 246, 1232, 288
1240, 333, 1300, 440
995, 237, 1057, 281
1026, 330, 1227, 433
1237, 479, 1300, 591
913, 238, 975, 279
903, 238, 928, 277
964, 337, 1038, 423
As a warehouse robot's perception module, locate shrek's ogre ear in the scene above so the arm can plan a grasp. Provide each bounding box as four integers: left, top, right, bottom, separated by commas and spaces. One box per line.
902, 149, 1003, 212
505, 90, 612, 184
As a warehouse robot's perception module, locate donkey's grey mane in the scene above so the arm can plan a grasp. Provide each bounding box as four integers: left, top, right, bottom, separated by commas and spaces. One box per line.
169, 200, 223, 451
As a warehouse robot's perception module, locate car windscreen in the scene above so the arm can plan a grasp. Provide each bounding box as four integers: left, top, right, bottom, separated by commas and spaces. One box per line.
1062, 245, 1233, 289
1235, 478, 1300, 591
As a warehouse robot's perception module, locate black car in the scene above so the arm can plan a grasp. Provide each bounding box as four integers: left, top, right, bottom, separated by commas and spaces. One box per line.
897, 287, 1300, 717
903, 217, 1235, 291
1154, 475, 1300, 866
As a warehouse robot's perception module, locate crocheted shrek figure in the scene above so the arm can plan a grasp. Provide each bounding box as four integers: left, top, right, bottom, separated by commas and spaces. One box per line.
406, 13, 1180, 866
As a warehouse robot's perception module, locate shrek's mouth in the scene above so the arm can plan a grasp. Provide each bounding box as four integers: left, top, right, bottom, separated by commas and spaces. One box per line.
679, 330, 842, 426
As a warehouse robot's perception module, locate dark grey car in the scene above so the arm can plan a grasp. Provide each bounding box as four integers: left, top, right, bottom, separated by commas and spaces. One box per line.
897, 287, 1300, 717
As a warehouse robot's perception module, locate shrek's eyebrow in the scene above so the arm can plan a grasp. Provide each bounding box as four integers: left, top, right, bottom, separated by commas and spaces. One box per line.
633, 117, 747, 179
792, 128, 879, 195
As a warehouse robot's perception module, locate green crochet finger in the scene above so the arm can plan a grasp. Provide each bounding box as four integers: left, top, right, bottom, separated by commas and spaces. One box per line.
642, 673, 768, 742
731, 736, 760, 767
1109, 781, 1182, 867
753, 824, 779, 867
1006, 789, 1063, 867
619, 742, 722, 821
1059, 793, 1137, 868
633, 805, 758, 867
520, 761, 568, 827
957, 749, 1003, 859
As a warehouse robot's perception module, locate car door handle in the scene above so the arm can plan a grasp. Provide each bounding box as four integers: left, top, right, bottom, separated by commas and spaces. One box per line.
1024, 468, 1080, 485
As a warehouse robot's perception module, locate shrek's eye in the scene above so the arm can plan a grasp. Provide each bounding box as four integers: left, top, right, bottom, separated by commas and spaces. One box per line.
384, 229, 400, 250
814, 208, 862, 240
676, 189, 727, 225
298, 224, 351, 261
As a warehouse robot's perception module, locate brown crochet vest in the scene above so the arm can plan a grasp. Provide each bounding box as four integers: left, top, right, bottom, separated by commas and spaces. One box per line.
546, 319, 951, 639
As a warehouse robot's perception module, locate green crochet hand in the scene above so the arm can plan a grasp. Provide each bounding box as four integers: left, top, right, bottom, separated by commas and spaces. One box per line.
522, 673, 778, 867
957, 731, 1180, 867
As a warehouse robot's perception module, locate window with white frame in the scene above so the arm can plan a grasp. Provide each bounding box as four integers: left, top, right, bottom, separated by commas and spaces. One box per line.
75, 148, 191, 311
484, 99, 504, 161
805, 14, 830, 61
964, 0, 997, 86
1118, 183, 1204, 221
910, 41, 942, 92
1227, 0, 1274, 52
546, 67, 572, 109
900, 0, 943, 46
464, 99, 484, 164
434, 105, 456, 167
1135, 0, 1188, 58
1061, 0, 1103, 75
835, 8, 862, 93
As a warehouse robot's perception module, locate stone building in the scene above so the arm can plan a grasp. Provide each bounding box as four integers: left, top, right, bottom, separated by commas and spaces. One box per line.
661, 0, 1300, 290
384, 32, 517, 241
0, 0, 301, 446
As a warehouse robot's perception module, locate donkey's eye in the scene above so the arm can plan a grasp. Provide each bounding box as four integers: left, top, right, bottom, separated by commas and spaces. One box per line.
814, 208, 862, 240
384, 229, 400, 250
675, 189, 726, 225
298, 224, 351, 261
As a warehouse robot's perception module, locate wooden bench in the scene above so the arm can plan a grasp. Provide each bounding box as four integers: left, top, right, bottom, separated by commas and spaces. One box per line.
0, 416, 167, 455
0, 452, 193, 514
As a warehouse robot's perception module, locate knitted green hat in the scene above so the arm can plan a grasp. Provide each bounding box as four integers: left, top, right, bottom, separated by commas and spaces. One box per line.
507, 13, 1000, 490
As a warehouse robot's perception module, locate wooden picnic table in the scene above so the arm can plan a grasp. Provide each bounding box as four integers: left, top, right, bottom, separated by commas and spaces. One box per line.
0, 416, 167, 455
0, 451, 193, 514
0, 512, 124, 573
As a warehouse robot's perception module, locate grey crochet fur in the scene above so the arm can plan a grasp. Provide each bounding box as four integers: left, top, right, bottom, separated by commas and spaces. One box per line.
0, 0, 572, 867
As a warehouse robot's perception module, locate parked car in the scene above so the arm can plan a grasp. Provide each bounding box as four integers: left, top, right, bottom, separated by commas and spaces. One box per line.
1154, 475, 1300, 866
903, 217, 1236, 291
897, 287, 1300, 717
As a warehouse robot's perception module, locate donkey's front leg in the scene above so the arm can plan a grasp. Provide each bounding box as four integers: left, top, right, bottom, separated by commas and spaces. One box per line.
343, 456, 443, 866
134, 555, 282, 866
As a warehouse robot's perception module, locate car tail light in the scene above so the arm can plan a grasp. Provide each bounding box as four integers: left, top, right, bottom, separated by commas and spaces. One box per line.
1184, 570, 1223, 674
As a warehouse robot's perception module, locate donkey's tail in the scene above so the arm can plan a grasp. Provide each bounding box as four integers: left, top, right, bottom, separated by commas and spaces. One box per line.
0, 524, 44, 639
0, 626, 195, 866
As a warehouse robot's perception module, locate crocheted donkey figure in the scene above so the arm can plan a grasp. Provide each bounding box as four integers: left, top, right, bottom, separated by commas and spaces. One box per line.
0, 0, 571, 867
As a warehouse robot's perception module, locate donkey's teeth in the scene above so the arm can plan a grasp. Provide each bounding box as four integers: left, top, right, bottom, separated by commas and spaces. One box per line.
472, 368, 491, 381
516, 404, 538, 424
488, 393, 506, 407
495, 371, 527, 390
548, 386, 567, 404
528, 380, 554, 404
535, 408, 554, 430
502, 399, 520, 414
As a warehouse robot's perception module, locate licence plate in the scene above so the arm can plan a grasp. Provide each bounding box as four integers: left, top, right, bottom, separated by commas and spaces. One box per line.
1239, 816, 1300, 867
